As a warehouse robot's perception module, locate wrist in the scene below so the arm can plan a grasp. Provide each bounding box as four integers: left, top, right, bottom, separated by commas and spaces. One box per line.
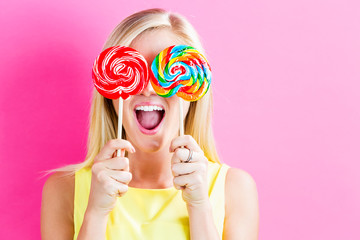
85, 207, 109, 219
86, 199, 115, 218
78, 206, 109, 240
186, 199, 220, 240
84, 201, 112, 221
186, 199, 212, 211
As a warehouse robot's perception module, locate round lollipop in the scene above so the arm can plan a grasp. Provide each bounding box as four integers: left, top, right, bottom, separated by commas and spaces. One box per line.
92, 46, 149, 100
92, 45, 149, 156
150, 45, 211, 102
150, 45, 212, 135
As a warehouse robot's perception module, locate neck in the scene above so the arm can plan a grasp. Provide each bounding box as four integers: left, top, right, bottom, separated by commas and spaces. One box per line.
127, 146, 174, 189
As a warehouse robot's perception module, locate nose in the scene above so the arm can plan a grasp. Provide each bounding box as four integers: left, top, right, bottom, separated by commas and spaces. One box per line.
141, 74, 157, 97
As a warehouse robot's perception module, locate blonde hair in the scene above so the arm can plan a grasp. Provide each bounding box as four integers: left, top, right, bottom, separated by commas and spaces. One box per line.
47, 8, 220, 175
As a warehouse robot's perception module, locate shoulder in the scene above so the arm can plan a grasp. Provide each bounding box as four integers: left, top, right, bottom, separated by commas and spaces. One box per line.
41, 171, 75, 239
42, 171, 75, 206
225, 167, 258, 194
224, 167, 258, 210
223, 167, 259, 239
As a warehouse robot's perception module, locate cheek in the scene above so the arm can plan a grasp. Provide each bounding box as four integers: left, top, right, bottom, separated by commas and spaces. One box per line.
166, 98, 179, 118
122, 101, 133, 120
166, 98, 191, 124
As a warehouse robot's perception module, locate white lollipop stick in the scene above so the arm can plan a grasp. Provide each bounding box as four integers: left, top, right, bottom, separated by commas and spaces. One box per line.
116, 97, 125, 157
179, 98, 184, 136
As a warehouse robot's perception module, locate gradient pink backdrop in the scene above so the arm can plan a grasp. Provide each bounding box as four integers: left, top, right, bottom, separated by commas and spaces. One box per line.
1, 0, 359, 239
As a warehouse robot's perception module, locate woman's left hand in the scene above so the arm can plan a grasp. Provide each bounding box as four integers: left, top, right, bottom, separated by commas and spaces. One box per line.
170, 135, 209, 207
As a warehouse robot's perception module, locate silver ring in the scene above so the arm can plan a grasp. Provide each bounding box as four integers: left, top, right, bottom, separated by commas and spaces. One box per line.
185, 149, 193, 163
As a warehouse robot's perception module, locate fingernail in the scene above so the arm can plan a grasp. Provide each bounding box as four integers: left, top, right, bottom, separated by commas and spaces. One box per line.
132, 147, 136, 153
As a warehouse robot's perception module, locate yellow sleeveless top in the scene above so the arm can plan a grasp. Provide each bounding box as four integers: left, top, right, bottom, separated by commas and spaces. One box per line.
73, 162, 230, 240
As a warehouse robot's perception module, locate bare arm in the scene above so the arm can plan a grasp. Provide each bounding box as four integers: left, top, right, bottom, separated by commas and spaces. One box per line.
76, 208, 109, 240
223, 168, 259, 240
187, 201, 221, 240
170, 135, 221, 240
41, 172, 75, 240
40, 171, 110, 240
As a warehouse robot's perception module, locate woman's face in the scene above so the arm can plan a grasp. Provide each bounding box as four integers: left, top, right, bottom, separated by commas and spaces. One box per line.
112, 29, 190, 152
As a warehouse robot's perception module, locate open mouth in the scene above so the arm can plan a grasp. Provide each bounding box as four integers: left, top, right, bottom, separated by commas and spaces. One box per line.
134, 104, 165, 135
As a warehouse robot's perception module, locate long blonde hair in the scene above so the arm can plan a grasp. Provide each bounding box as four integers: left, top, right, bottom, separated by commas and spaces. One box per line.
49, 8, 220, 175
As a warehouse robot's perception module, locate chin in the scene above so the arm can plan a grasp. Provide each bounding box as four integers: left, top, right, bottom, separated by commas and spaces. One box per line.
128, 132, 169, 153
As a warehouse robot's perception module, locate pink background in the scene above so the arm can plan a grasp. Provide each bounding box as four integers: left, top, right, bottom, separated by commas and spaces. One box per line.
1, 0, 359, 239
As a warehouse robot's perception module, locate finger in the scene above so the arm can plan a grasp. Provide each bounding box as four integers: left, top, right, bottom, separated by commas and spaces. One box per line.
171, 148, 204, 164
173, 173, 203, 191
105, 179, 129, 198
96, 139, 135, 162
107, 169, 132, 185
170, 135, 203, 153
171, 162, 200, 177
103, 157, 129, 171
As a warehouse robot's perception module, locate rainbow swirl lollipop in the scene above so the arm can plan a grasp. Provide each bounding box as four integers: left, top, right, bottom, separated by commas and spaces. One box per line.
92, 46, 149, 100
150, 45, 211, 102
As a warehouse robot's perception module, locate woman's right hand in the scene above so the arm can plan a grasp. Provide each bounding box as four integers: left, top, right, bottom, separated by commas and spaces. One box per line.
87, 139, 135, 216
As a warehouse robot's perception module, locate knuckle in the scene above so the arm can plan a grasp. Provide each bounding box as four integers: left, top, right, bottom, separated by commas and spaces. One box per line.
127, 171, 133, 179
175, 149, 182, 158
122, 157, 129, 166
117, 158, 129, 169
91, 162, 102, 174
113, 157, 127, 168
171, 164, 178, 173
118, 183, 128, 193
123, 172, 132, 182
173, 177, 179, 185
184, 135, 192, 142
199, 163, 207, 173
171, 154, 177, 164
195, 174, 203, 184
124, 140, 132, 148
96, 169, 107, 182
108, 139, 117, 148
103, 180, 113, 191
119, 139, 130, 148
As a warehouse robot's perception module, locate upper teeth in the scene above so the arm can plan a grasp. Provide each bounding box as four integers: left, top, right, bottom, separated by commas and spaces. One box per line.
135, 105, 164, 111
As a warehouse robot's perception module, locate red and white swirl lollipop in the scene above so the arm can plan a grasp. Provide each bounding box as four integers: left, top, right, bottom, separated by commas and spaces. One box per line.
92, 46, 149, 100
92, 46, 149, 156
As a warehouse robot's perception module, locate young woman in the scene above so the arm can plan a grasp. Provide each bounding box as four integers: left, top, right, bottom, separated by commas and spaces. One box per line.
41, 8, 259, 240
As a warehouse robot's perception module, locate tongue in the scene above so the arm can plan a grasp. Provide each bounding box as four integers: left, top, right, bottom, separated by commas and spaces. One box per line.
136, 111, 162, 130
